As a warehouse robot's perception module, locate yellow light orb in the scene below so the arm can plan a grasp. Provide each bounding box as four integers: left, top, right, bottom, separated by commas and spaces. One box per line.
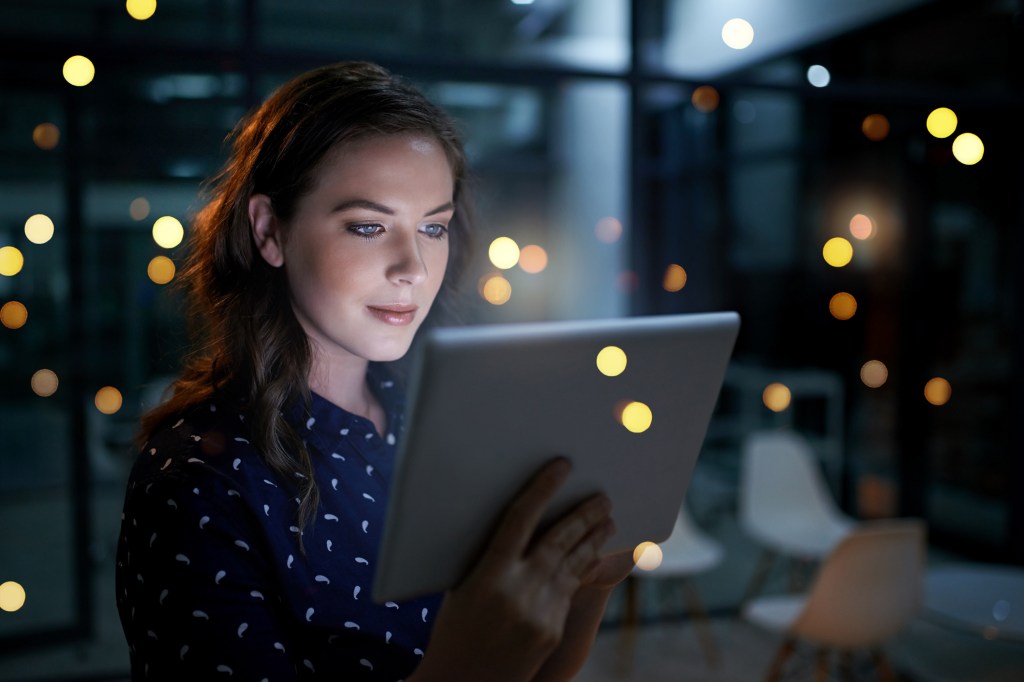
0, 581, 27, 612
849, 213, 875, 240
152, 216, 184, 249
722, 18, 754, 50
1, 301, 29, 329
822, 237, 853, 268
95, 386, 124, 415
32, 122, 60, 150
952, 133, 984, 166
633, 542, 663, 571
620, 401, 653, 434
25, 214, 55, 244
0, 246, 25, 276
691, 85, 720, 113
518, 244, 548, 274
147, 255, 176, 285
63, 55, 96, 87
596, 346, 628, 377
31, 369, 59, 397
481, 275, 512, 305
924, 377, 952, 406
862, 114, 890, 142
829, 292, 857, 320
129, 197, 151, 221
662, 264, 687, 292
595, 216, 623, 243
488, 237, 520, 270
763, 383, 791, 412
926, 107, 957, 139
861, 360, 888, 388
126, 0, 157, 21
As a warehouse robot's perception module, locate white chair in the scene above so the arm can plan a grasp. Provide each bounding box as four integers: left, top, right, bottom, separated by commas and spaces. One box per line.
743, 519, 926, 681
618, 505, 725, 668
739, 429, 856, 600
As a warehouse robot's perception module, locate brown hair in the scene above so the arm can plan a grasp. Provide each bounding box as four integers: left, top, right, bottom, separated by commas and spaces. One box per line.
141, 62, 474, 538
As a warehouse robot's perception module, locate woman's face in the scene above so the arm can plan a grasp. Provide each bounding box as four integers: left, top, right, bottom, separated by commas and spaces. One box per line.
251, 133, 454, 367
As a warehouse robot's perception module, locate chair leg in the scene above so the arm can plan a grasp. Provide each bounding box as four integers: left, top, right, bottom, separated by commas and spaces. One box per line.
815, 648, 830, 682
741, 549, 777, 605
763, 637, 796, 682
681, 577, 719, 668
839, 650, 854, 682
615, 575, 639, 677
871, 648, 896, 682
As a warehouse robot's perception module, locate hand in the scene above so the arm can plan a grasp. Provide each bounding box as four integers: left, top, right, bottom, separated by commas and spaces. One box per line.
580, 549, 636, 590
412, 458, 615, 682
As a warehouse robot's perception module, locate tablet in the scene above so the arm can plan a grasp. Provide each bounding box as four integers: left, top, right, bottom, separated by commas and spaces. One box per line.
373, 311, 740, 603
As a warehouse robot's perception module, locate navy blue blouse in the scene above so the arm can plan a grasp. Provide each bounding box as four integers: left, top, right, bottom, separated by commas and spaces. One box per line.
115, 373, 442, 681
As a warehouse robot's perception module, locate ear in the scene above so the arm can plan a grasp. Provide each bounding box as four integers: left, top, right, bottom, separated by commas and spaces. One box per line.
249, 194, 285, 267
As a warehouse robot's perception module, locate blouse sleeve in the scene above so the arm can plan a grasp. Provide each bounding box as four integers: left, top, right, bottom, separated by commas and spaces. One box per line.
117, 463, 300, 681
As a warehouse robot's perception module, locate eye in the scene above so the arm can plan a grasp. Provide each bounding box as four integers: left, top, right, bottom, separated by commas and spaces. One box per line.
349, 223, 385, 238
420, 223, 449, 239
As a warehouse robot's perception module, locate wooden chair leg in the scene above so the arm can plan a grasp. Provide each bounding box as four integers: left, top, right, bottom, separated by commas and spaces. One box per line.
763, 637, 796, 682
815, 647, 830, 682
839, 650, 854, 682
681, 577, 719, 668
741, 549, 777, 605
615, 575, 639, 677
871, 648, 896, 682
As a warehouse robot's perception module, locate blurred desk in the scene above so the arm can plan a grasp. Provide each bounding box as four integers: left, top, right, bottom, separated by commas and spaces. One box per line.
923, 564, 1024, 643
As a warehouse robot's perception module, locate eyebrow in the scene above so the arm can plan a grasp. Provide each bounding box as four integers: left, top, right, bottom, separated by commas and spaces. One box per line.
330, 198, 454, 217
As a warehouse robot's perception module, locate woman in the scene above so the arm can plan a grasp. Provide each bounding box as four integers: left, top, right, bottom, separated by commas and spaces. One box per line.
116, 61, 633, 681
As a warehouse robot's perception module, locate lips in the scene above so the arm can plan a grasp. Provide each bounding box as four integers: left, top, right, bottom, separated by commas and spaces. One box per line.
366, 304, 418, 326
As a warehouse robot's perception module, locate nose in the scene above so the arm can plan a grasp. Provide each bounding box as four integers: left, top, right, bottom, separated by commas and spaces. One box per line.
386, 231, 428, 286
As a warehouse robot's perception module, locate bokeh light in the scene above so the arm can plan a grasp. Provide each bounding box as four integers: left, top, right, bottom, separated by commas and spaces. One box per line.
31, 369, 59, 397
25, 214, 55, 244
829, 292, 857, 320
0, 246, 25, 277
861, 360, 889, 388
147, 255, 176, 285
849, 213, 875, 240
95, 386, 124, 414
480, 274, 512, 305
129, 197, 151, 221
926, 107, 957, 139
822, 237, 853, 268
952, 133, 984, 165
126, 0, 157, 21
152, 216, 184, 249
807, 65, 831, 88
595, 216, 623, 243
518, 244, 548, 273
620, 401, 653, 434
924, 377, 952, 406
691, 85, 720, 113
63, 55, 95, 87
0, 581, 26, 612
763, 383, 791, 412
1, 301, 29, 329
862, 114, 890, 141
722, 18, 754, 49
32, 122, 60, 150
633, 542, 663, 571
488, 237, 520, 270
662, 264, 687, 292
596, 346, 627, 377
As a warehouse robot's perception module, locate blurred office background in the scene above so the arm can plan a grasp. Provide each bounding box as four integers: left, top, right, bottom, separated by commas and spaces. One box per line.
1, 0, 1022, 680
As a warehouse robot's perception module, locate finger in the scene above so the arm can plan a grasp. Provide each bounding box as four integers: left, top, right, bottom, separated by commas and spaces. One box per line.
481, 458, 572, 565
535, 493, 612, 557
561, 518, 616, 580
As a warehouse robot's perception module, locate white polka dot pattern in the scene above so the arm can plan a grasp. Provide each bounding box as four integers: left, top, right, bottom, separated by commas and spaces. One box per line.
115, 371, 440, 679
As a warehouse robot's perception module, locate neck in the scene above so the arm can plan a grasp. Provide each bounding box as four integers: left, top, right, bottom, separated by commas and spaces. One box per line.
307, 352, 386, 434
